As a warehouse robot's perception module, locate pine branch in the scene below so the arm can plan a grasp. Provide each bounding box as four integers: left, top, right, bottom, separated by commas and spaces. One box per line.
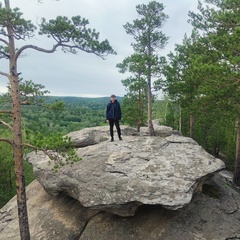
0, 120, 13, 131
0, 37, 9, 46
60, 43, 106, 59
0, 31, 10, 38
0, 138, 13, 146
22, 143, 61, 162
15, 43, 61, 60
22, 143, 39, 151
0, 50, 10, 59
15, 42, 107, 60
0, 110, 12, 114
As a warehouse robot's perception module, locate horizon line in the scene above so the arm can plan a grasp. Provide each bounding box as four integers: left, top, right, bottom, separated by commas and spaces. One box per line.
45, 94, 124, 98
0, 92, 124, 99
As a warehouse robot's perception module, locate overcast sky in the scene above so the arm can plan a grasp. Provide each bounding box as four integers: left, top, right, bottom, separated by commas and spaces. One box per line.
0, 0, 198, 97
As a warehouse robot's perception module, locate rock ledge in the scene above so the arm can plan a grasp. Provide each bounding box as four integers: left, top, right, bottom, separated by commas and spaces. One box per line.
27, 124, 225, 216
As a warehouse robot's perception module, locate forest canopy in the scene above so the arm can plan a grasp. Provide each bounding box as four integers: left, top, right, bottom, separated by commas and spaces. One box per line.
0, 95, 123, 208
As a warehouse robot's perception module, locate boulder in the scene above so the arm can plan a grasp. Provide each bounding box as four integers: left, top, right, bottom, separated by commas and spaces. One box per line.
79, 171, 240, 240
140, 120, 181, 137
66, 125, 138, 147
0, 180, 98, 240
66, 121, 180, 148
1, 171, 240, 240
27, 125, 225, 217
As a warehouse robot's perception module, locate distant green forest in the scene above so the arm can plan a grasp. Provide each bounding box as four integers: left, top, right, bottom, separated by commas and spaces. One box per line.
0, 96, 124, 207
1, 96, 124, 136
27, 96, 123, 134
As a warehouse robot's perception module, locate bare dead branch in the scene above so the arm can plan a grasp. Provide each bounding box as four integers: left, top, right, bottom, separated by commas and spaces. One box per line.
0, 110, 12, 114
15, 43, 61, 60
20, 101, 31, 105
0, 138, 13, 146
0, 120, 13, 131
0, 30, 10, 38
0, 70, 9, 77
0, 50, 10, 59
22, 143, 39, 151
0, 38, 9, 46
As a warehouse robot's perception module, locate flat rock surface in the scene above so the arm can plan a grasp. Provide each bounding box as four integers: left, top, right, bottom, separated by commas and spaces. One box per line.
66, 125, 138, 147
66, 121, 178, 148
28, 128, 225, 216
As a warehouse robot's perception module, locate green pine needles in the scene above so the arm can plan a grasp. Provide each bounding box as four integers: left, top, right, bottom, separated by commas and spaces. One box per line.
28, 132, 81, 171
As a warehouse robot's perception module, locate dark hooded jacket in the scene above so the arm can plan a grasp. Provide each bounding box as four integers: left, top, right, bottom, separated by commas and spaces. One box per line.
106, 100, 122, 120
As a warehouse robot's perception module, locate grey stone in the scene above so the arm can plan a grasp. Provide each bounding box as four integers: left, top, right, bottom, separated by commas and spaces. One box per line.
0, 180, 98, 240
66, 125, 138, 147
1, 171, 240, 240
27, 125, 225, 217
138, 120, 180, 137
66, 121, 181, 148
79, 171, 240, 240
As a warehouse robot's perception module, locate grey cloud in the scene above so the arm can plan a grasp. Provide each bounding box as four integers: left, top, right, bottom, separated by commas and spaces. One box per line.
0, 0, 198, 97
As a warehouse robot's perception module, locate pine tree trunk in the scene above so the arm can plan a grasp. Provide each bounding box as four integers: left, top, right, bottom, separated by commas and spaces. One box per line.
5, 0, 30, 238
137, 89, 141, 132
179, 106, 182, 133
233, 118, 240, 186
190, 112, 195, 139
10, 74, 30, 240
9, 169, 13, 190
164, 101, 168, 124
147, 42, 154, 136
147, 77, 154, 136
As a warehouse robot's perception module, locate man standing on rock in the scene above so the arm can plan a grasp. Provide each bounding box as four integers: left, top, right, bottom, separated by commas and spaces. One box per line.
106, 94, 122, 142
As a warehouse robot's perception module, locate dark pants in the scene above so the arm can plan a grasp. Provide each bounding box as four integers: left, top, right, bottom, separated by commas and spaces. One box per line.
109, 119, 121, 139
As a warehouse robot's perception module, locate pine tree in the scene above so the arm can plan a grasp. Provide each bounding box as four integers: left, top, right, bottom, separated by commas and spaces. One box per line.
163, 32, 205, 138
0, 1, 115, 238
188, 0, 240, 185
123, 1, 168, 136
117, 54, 148, 131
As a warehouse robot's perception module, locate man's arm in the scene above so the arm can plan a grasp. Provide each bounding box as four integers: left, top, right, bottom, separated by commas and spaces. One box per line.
106, 103, 110, 120
119, 103, 122, 120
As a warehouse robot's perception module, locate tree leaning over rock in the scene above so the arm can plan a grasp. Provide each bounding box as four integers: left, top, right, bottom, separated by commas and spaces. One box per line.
0, 1, 115, 239
123, 1, 168, 136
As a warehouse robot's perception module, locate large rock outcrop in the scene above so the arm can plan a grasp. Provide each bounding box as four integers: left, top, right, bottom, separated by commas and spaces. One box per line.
1, 171, 240, 240
27, 124, 225, 216
0, 180, 98, 240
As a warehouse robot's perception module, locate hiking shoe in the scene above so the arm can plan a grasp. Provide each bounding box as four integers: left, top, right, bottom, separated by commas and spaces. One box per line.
111, 138, 114, 142
119, 137, 123, 140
